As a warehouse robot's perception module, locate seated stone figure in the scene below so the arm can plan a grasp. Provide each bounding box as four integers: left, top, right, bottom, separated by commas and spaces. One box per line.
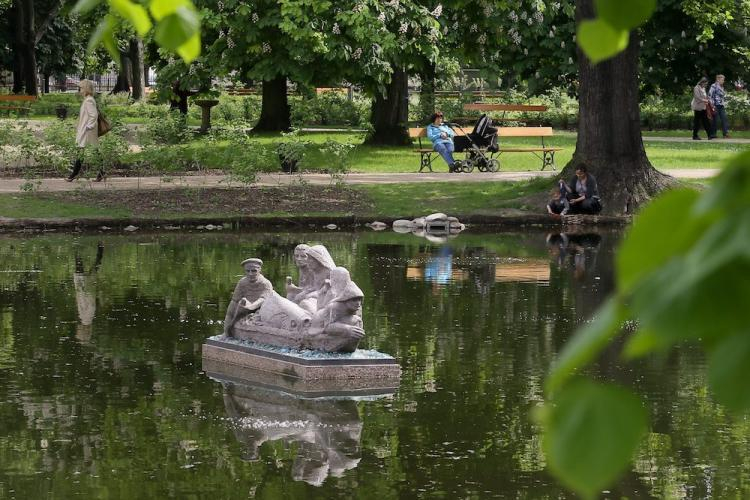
287, 245, 336, 314
305, 281, 365, 353
223, 258, 274, 337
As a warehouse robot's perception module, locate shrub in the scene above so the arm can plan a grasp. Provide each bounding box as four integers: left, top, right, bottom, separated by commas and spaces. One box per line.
141, 109, 190, 145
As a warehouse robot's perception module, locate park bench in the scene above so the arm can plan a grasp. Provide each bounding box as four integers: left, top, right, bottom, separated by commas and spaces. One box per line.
409, 124, 561, 172
464, 103, 562, 171
409, 126, 470, 173
0, 95, 37, 116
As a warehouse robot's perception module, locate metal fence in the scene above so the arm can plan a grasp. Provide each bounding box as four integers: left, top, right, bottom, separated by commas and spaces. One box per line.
0, 70, 155, 93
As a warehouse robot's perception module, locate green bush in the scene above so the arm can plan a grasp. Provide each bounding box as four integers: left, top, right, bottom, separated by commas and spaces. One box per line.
290, 92, 369, 127
141, 109, 191, 145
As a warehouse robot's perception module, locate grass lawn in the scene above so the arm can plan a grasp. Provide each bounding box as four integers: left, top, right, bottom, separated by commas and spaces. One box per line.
640, 129, 750, 139
123, 130, 744, 174
0, 178, 550, 220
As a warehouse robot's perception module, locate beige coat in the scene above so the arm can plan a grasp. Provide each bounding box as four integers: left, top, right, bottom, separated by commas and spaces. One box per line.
76, 95, 99, 147
691, 85, 708, 111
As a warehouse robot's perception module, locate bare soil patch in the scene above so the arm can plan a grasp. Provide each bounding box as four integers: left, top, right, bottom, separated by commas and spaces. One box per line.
37, 185, 375, 216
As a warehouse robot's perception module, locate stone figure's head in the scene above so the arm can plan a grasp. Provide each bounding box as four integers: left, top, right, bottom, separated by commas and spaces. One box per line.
293, 244, 311, 267
241, 258, 263, 282
305, 245, 336, 272
334, 281, 364, 313
330, 267, 351, 294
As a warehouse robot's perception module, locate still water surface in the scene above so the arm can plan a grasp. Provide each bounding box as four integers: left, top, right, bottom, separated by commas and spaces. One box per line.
0, 230, 746, 499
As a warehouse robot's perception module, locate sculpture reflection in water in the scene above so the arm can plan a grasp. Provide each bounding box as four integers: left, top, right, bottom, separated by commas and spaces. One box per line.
220, 380, 366, 487
73, 242, 104, 343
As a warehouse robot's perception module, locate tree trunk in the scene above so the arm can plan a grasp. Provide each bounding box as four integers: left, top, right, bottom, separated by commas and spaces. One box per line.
419, 62, 437, 124
169, 86, 191, 115
366, 67, 410, 145
10, 1, 25, 94
19, 0, 38, 96
564, 0, 672, 214
43, 73, 49, 93
253, 75, 291, 132
112, 48, 132, 94
129, 38, 145, 100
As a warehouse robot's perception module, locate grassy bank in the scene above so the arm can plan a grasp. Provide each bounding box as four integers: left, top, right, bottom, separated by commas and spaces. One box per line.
0, 179, 551, 220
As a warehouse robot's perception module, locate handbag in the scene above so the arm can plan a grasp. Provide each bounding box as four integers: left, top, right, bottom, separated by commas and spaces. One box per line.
95, 100, 111, 137
706, 101, 715, 121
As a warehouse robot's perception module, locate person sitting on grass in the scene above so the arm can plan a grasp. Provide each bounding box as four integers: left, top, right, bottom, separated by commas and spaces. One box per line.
559, 166, 602, 214
427, 111, 462, 173
546, 188, 570, 218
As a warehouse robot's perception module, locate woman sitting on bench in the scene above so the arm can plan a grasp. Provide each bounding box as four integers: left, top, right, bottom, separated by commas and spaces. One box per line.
427, 111, 461, 173
560, 165, 602, 214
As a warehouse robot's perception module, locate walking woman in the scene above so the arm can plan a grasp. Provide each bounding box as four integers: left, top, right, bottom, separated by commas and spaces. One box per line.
709, 74, 730, 139
68, 79, 103, 181
691, 77, 712, 140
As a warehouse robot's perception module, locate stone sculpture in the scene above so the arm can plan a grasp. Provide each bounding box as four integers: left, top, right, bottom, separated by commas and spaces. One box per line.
225, 245, 365, 353
224, 258, 274, 337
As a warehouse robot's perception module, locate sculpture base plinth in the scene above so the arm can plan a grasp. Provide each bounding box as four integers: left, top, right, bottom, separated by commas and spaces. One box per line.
202, 336, 400, 395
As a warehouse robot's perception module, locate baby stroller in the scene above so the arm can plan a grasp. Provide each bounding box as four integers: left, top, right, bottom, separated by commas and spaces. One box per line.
452, 114, 500, 173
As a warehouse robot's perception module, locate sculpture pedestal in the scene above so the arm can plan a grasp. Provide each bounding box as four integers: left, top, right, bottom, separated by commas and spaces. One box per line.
202, 336, 400, 395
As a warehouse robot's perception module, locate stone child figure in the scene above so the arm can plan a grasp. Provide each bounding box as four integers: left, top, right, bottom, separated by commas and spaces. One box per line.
224, 258, 274, 337
306, 281, 365, 352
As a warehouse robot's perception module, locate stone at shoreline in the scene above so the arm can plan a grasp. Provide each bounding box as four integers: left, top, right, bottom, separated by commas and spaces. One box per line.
367, 221, 387, 231
325, 224, 338, 230
123, 225, 138, 232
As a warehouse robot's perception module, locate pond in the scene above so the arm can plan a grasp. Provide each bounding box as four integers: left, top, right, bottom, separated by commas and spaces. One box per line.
0, 230, 746, 498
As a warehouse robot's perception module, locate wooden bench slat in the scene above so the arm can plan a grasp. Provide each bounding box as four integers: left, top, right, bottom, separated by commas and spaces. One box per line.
408, 127, 469, 138
497, 126, 553, 137
498, 148, 563, 153
464, 103, 548, 112
0, 95, 38, 102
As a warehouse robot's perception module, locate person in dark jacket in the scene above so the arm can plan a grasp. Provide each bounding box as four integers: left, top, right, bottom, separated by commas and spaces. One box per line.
560, 166, 602, 214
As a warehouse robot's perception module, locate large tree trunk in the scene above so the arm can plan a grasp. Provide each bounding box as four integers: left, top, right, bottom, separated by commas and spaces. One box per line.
112, 48, 132, 94
419, 62, 437, 124
129, 38, 145, 100
254, 75, 291, 132
366, 67, 410, 145
565, 0, 672, 214
17, 0, 38, 96
10, 1, 25, 94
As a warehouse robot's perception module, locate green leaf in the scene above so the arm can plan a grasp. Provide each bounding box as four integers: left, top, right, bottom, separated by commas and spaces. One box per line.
542, 380, 648, 499
623, 328, 668, 360
546, 297, 625, 394
616, 188, 702, 293
154, 8, 199, 51
628, 213, 750, 347
594, 0, 656, 30
176, 32, 201, 63
577, 19, 629, 64
72, 0, 101, 15
149, 0, 192, 21
694, 151, 750, 216
88, 15, 120, 62
111, 0, 152, 37
708, 333, 750, 412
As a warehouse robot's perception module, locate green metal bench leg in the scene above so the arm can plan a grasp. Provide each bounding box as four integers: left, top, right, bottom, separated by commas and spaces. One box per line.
419, 152, 434, 173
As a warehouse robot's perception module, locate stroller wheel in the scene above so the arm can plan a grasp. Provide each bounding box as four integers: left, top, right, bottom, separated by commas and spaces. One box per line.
462, 161, 475, 173
487, 159, 500, 172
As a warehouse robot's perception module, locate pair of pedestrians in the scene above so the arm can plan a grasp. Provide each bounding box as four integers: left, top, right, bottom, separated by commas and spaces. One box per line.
691, 75, 731, 140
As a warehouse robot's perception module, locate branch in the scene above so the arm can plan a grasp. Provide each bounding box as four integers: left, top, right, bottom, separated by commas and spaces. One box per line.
35, 0, 65, 45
